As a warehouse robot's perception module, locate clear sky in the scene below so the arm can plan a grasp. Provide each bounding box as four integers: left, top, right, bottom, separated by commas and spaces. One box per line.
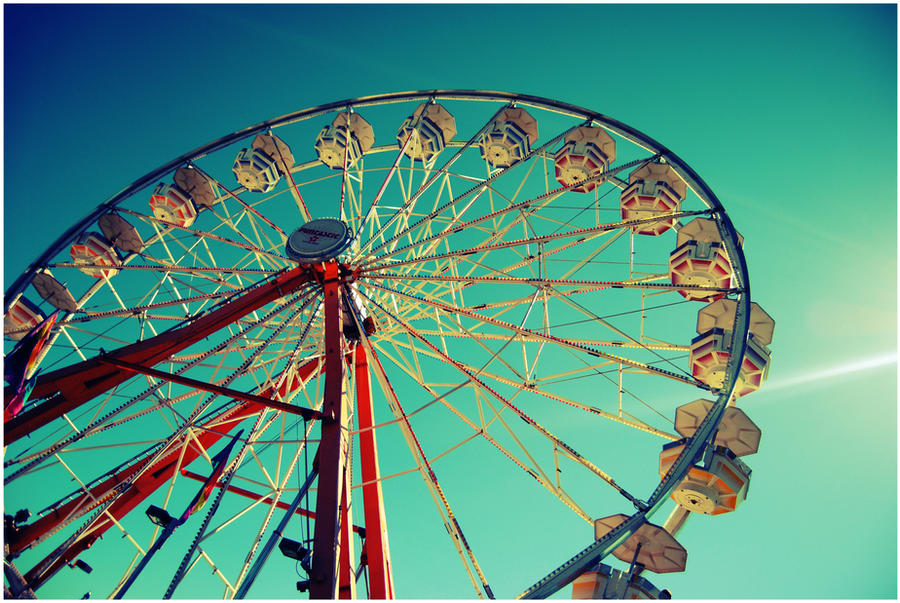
3, 3, 897, 600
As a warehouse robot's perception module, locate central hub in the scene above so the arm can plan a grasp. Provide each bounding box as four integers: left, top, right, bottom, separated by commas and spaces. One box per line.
285, 218, 353, 263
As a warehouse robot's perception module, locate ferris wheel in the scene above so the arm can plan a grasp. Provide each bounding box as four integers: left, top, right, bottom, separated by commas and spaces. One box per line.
3, 91, 775, 600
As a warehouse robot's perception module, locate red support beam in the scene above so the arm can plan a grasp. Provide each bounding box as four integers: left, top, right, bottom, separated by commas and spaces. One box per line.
353, 346, 395, 598
337, 470, 356, 599
5, 266, 315, 443
310, 262, 348, 599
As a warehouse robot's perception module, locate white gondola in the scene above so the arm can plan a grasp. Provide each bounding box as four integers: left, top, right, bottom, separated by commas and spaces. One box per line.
689, 300, 774, 397
4, 297, 44, 340
149, 183, 198, 227
315, 112, 374, 169
69, 232, 120, 279
669, 217, 743, 301
620, 162, 686, 235
397, 103, 456, 162
479, 107, 538, 168
554, 126, 616, 193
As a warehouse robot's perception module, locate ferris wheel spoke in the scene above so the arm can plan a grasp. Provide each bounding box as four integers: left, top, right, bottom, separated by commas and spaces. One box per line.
201, 202, 282, 265
398, 329, 687, 352
245, 443, 278, 491
46, 260, 273, 285
379, 326, 674, 441
188, 163, 291, 238
147, 222, 218, 274
354, 103, 514, 261
143, 220, 181, 266
391, 159, 427, 255
480, 151, 540, 239
196, 546, 237, 596
337, 114, 356, 221
364, 281, 705, 389
53, 451, 152, 557
553, 290, 694, 381
476, 393, 592, 521
352, 335, 493, 599
167, 341, 264, 365
449, 289, 541, 384
365, 293, 645, 508
374, 335, 595, 525
57, 321, 136, 347
344, 162, 367, 239
366, 272, 731, 295
65, 290, 235, 323
361, 209, 708, 274
360, 117, 598, 261
144, 243, 275, 285
90, 390, 203, 445
354, 106, 431, 243
556, 229, 629, 281
54, 322, 91, 362
118, 207, 289, 270
237, 209, 282, 266
503, 146, 542, 211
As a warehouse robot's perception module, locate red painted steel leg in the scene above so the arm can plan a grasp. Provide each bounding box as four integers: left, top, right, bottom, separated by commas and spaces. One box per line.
337, 468, 356, 599
310, 262, 349, 599
5, 266, 315, 443
354, 346, 395, 598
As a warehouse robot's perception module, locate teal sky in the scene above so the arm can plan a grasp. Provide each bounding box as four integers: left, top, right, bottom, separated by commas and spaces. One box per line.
3, 4, 897, 600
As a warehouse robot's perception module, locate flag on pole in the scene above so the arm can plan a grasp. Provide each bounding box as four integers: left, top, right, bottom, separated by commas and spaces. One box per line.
4, 310, 59, 421
176, 429, 244, 525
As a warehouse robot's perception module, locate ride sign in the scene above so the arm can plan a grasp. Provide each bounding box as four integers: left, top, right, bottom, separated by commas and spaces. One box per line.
285, 218, 353, 263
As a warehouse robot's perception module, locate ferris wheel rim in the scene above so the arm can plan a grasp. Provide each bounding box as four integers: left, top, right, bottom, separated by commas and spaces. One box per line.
4, 90, 755, 599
